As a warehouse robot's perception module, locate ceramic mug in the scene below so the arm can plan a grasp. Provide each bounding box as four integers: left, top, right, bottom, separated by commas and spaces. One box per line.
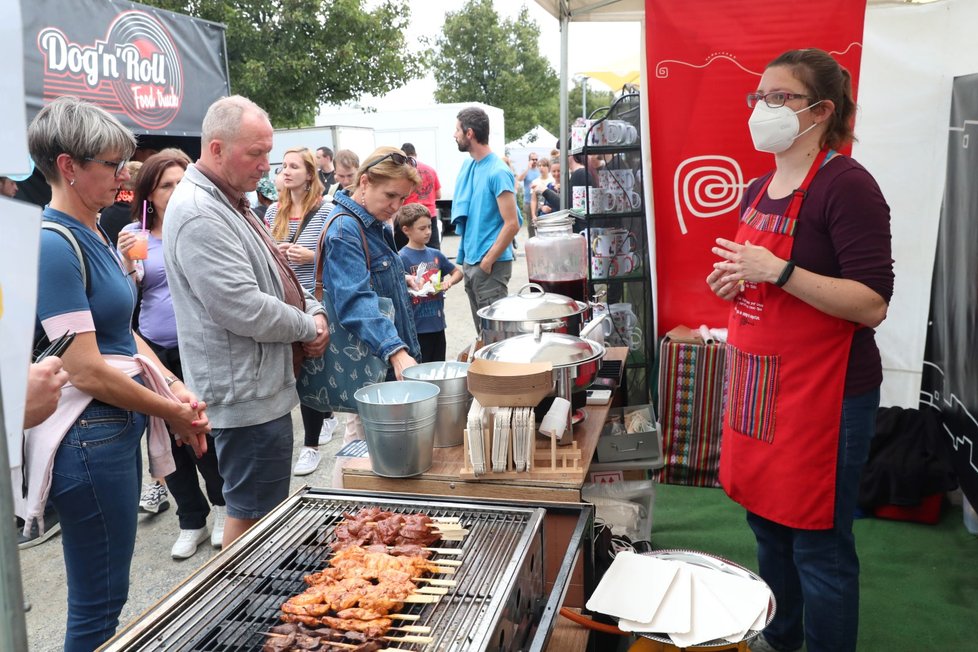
588, 120, 607, 146
572, 185, 588, 211
606, 187, 626, 213
589, 188, 616, 214
627, 327, 644, 351
610, 302, 639, 329
626, 190, 642, 210
592, 228, 637, 256
591, 255, 612, 279
611, 168, 635, 190
571, 125, 587, 151
621, 123, 639, 145
610, 253, 639, 277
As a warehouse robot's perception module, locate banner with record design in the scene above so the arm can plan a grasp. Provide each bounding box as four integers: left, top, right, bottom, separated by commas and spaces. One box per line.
22, 0, 229, 136
645, 0, 866, 335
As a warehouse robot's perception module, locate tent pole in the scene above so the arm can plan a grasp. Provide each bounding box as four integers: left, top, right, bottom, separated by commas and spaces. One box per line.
559, 1, 570, 208
0, 370, 29, 652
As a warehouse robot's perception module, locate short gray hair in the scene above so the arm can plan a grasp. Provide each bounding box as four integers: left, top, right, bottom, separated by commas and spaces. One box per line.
28, 96, 136, 183
201, 95, 269, 143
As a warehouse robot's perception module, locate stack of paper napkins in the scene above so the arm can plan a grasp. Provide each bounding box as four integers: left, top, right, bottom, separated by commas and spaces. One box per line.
585, 551, 771, 647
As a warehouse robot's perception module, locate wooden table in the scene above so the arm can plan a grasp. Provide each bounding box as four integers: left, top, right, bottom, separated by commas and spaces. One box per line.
342, 347, 626, 612
342, 347, 626, 503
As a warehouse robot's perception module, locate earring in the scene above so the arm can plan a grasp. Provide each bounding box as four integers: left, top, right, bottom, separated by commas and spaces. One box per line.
69, 179, 75, 187
147, 203, 154, 214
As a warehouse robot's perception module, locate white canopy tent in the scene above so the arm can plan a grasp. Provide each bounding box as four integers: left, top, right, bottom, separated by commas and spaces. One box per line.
532, 0, 969, 408
506, 125, 560, 177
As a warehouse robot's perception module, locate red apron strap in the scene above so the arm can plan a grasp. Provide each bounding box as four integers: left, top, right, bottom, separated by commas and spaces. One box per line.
747, 148, 832, 218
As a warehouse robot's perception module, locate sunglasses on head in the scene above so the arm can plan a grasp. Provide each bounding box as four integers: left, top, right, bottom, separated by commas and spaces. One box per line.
364, 152, 417, 172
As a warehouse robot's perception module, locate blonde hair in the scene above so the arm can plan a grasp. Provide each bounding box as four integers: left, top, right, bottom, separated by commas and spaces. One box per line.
272, 147, 324, 241
357, 146, 421, 190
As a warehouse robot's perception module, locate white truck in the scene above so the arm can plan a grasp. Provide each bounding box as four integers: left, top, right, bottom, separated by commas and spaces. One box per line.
316, 102, 506, 232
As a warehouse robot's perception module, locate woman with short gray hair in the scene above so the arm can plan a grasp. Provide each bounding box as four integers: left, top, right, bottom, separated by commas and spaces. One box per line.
23, 96, 212, 651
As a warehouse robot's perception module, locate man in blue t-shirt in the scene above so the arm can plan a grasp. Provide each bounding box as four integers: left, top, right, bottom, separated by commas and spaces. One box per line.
450, 107, 522, 332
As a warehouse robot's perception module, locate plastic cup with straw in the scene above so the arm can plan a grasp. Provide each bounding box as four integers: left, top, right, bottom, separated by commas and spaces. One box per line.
129, 200, 150, 260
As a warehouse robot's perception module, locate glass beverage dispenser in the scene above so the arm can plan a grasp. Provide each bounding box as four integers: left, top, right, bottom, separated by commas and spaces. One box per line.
525, 212, 588, 303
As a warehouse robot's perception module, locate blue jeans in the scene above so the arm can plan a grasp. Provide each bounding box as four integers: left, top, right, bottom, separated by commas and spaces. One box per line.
49, 400, 147, 652
747, 388, 880, 652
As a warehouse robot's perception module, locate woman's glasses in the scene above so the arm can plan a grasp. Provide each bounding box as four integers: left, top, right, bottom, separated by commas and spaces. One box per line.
746, 92, 812, 109
83, 156, 129, 177
364, 152, 417, 172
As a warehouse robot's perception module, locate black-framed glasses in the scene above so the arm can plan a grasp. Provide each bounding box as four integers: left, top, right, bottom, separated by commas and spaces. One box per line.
83, 156, 129, 177
746, 92, 812, 109
364, 152, 417, 172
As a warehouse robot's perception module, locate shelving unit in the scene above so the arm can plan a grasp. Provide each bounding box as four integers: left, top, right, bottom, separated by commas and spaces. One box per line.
570, 92, 652, 406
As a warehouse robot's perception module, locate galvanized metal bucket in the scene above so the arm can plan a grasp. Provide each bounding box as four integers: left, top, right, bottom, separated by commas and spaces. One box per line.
403, 362, 472, 447
354, 380, 440, 477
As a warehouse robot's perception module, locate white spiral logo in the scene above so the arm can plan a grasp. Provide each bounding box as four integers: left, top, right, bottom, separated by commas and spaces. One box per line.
673, 156, 745, 234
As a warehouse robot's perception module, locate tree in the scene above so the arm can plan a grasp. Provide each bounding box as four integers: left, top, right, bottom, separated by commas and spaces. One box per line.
431, 0, 558, 143
140, 0, 428, 127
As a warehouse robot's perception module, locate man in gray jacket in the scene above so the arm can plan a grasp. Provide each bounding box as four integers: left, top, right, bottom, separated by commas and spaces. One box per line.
164, 96, 329, 546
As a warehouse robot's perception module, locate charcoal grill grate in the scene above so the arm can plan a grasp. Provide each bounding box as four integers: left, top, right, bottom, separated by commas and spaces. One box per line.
101, 489, 547, 651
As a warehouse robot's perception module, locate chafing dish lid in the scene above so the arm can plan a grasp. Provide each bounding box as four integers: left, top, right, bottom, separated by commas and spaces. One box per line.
476, 283, 586, 321
475, 331, 604, 368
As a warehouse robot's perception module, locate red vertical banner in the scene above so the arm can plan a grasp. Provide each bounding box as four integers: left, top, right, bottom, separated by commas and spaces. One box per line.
646, 0, 866, 335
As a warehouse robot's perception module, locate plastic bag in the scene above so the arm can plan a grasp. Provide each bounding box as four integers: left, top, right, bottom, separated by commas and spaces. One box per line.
582, 479, 656, 541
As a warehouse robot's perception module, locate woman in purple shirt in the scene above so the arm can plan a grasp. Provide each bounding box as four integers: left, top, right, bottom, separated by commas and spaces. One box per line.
119, 152, 226, 560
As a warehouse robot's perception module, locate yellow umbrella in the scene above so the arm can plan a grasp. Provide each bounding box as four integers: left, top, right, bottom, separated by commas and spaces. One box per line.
578, 70, 641, 91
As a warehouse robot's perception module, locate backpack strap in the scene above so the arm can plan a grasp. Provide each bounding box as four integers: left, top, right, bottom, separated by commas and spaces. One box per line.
42, 222, 88, 291
290, 201, 322, 244
314, 211, 370, 302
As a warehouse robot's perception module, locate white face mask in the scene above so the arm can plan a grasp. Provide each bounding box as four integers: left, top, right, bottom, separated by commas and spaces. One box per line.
748, 101, 820, 153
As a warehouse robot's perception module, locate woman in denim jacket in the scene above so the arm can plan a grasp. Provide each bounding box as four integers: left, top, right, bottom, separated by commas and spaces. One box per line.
321, 146, 423, 382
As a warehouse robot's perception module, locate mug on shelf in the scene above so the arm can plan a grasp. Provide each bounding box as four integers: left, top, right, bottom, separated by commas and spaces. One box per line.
626, 190, 642, 210
610, 253, 639, 277
572, 185, 588, 211
591, 255, 612, 279
610, 168, 636, 190
591, 228, 637, 257
627, 327, 644, 351
610, 302, 639, 330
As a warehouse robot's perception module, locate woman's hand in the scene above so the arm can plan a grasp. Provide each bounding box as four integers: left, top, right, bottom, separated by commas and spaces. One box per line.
24, 357, 70, 428
711, 238, 784, 285
390, 349, 418, 381
164, 387, 210, 458
287, 244, 315, 266
117, 231, 139, 268
706, 267, 743, 302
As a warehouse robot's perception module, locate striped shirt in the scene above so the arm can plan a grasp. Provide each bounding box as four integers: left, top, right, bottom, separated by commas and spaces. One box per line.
264, 200, 332, 291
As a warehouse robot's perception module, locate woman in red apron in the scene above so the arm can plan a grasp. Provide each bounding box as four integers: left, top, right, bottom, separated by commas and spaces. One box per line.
707, 49, 893, 652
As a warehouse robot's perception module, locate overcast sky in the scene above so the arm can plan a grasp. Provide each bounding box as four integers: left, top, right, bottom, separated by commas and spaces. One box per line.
350, 0, 642, 111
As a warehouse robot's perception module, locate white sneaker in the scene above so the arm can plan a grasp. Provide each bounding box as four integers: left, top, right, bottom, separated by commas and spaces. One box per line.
293, 447, 321, 476
139, 481, 170, 514
171, 527, 209, 559
319, 416, 338, 445
211, 506, 226, 549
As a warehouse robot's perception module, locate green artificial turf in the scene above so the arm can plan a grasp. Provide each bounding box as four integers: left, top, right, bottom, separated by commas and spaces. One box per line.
649, 484, 978, 651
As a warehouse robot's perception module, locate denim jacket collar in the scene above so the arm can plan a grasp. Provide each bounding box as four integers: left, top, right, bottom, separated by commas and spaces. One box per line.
332, 190, 380, 229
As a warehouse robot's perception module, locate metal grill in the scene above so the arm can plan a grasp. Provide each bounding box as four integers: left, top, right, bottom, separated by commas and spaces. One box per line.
101, 489, 553, 652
